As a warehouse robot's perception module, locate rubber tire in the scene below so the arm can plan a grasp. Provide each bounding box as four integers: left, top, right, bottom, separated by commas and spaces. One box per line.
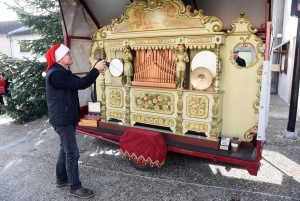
128, 159, 151, 171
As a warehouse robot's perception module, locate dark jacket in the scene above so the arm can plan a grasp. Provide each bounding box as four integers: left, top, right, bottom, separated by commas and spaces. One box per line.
236, 56, 246, 67
2, 73, 11, 94
45, 63, 99, 126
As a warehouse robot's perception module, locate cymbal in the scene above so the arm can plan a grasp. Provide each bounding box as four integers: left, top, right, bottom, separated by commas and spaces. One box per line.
190, 67, 213, 90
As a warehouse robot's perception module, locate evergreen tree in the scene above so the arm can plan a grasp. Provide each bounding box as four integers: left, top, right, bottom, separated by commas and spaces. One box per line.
0, 0, 63, 123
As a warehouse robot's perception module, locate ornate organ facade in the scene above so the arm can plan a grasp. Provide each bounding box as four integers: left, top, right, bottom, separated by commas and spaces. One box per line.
89, 0, 264, 142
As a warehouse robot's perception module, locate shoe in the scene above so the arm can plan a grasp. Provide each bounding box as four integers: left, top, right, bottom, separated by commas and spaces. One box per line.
70, 187, 94, 199
56, 180, 69, 188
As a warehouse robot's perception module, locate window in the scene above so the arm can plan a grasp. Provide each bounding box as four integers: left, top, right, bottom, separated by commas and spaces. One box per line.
19, 40, 30, 52
273, 41, 290, 74
282, 42, 290, 74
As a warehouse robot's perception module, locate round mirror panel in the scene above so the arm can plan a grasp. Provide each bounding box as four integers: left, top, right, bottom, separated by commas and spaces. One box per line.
232, 44, 256, 68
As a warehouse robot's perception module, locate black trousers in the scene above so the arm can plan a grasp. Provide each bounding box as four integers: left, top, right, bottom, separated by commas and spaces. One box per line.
53, 124, 82, 191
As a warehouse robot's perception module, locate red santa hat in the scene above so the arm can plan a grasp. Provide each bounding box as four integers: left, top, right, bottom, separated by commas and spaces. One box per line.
42, 43, 70, 77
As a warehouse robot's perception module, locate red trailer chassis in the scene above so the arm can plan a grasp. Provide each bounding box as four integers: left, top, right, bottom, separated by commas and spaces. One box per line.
76, 125, 263, 176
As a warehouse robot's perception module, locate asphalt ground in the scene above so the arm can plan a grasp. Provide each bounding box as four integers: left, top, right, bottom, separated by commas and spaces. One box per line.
0, 94, 300, 201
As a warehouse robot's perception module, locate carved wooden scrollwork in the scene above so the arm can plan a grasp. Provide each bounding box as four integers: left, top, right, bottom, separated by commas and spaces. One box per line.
125, 87, 130, 126
244, 123, 258, 141
227, 13, 257, 34
175, 91, 183, 135
101, 75, 106, 122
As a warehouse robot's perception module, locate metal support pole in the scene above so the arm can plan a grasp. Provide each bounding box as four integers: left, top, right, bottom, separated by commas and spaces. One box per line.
285, 18, 300, 139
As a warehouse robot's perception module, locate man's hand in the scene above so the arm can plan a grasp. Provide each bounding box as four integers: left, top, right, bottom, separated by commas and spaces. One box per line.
94, 60, 108, 73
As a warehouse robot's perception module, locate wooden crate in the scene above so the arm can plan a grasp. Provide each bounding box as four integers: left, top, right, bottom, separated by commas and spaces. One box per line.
78, 116, 101, 127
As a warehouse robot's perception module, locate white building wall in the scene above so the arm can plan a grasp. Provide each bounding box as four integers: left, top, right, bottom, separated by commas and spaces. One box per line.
8, 34, 45, 62
0, 35, 12, 56
277, 0, 298, 104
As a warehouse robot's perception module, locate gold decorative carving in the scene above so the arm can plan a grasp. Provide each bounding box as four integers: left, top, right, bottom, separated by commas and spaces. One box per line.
256, 79, 261, 99
250, 65, 263, 114
108, 110, 124, 119
89, 42, 100, 69
97, 0, 223, 39
106, 41, 123, 46
125, 87, 130, 126
187, 38, 212, 43
257, 65, 263, 75
196, 9, 223, 32
132, 114, 174, 127
177, 100, 183, 113
108, 89, 123, 108
186, 44, 216, 50
253, 78, 261, 114
111, 77, 123, 85
106, 47, 126, 51
132, 90, 174, 114
209, 123, 218, 139
175, 118, 183, 135
186, 95, 209, 119
253, 101, 260, 114
255, 36, 265, 56
176, 91, 183, 135
101, 75, 106, 122
125, 88, 130, 107
101, 47, 106, 60
133, 39, 175, 44
177, 91, 183, 115
214, 44, 220, 91
185, 122, 208, 132
113, 2, 205, 33
212, 95, 219, 121
244, 123, 258, 141
227, 13, 257, 34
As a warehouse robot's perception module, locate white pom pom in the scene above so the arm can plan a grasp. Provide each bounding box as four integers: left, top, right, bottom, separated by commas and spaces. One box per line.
42, 72, 47, 77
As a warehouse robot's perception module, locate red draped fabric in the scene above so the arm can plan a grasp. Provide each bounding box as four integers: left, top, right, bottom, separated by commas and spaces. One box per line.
119, 128, 167, 168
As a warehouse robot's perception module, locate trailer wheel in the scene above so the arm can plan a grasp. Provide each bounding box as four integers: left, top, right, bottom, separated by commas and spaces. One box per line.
128, 159, 151, 171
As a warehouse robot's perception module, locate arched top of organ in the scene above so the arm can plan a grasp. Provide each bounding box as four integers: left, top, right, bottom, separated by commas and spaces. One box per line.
95, 0, 224, 42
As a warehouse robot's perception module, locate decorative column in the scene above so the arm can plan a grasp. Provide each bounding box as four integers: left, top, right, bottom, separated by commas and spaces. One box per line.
175, 91, 183, 135
214, 44, 220, 92
212, 94, 219, 121
100, 48, 107, 122
124, 87, 130, 126
100, 74, 106, 122
209, 94, 219, 139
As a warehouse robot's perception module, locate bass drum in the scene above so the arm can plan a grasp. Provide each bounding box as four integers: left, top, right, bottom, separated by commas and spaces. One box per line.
191, 51, 216, 78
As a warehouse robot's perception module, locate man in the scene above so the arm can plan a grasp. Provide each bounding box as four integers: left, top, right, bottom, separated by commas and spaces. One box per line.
3, 72, 11, 98
233, 48, 246, 67
44, 43, 108, 199
0, 73, 5, 113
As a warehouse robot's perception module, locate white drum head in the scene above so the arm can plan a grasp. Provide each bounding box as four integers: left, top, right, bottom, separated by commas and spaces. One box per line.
109, 58, 124, 77
191, 51, 216, 77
